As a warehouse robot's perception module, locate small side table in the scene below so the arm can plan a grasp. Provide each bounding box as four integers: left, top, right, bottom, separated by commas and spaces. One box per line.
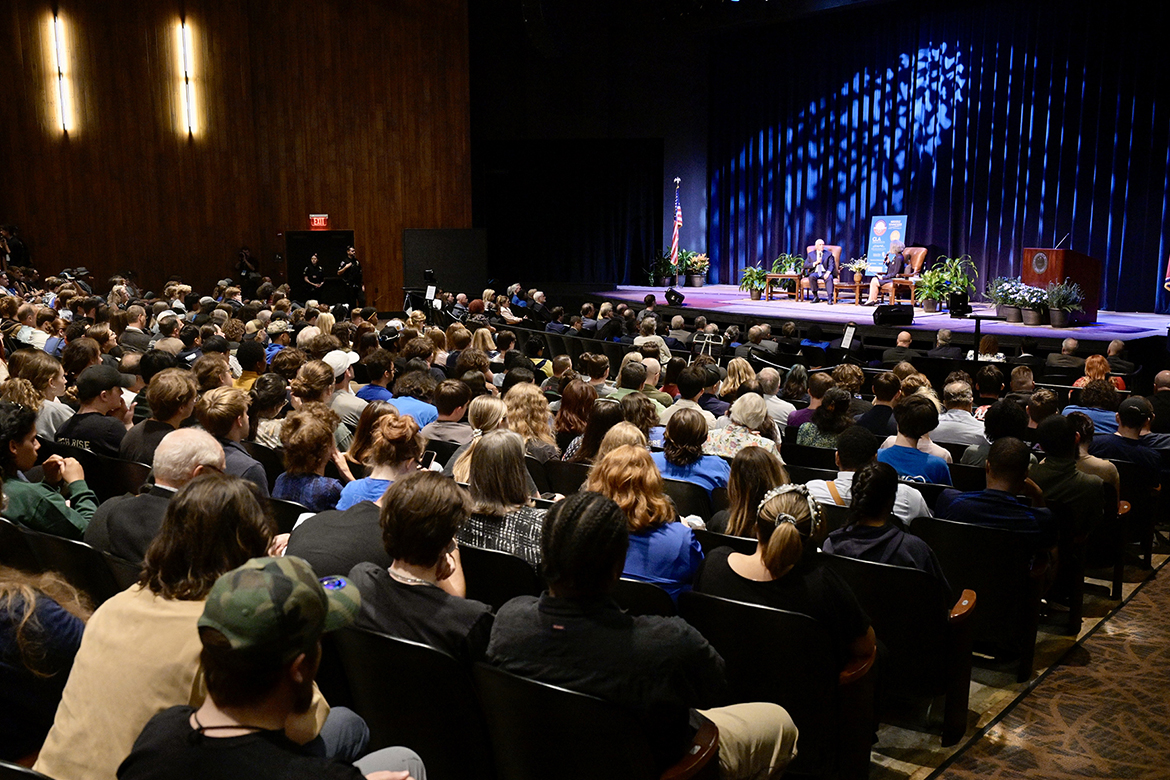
765, 274, 803, 301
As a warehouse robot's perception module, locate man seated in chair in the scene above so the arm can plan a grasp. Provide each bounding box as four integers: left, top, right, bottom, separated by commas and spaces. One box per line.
487, 491, 798, 779
864, 241, 908, 305
802, 238, 836, 304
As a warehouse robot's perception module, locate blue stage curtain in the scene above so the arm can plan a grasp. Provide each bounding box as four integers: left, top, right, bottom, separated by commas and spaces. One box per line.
707, 0, 1170, 313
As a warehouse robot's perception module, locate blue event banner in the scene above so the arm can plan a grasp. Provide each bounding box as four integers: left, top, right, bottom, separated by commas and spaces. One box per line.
865, 215, 908, 275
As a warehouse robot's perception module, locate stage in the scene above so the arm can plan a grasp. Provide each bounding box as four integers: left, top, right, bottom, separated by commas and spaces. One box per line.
591, 284, 1170, 346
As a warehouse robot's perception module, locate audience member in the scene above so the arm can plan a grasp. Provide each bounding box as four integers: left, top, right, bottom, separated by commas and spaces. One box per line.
881, 331, 921, 364
1149, 370, 1170, 434
876, 394, 952, 484
85, 429, 225, 563
1046, 337, 1084, 369
652, 408, 731, 495
707, 447, 788, 535
1105, 339, 1135, 375
1061, 379, 1120, 434
966, 334, 1005, 362
1006, 365, 1036, 406
1027, 388, 1059, 429
806, 426, 930, 524
486, 491, 798, 777
195, 386, 269, 496
756, 367, 795, 428
786, 371, 835, 429
659, 364, 717, 429
273, 407, 350, 512
1073, 354, 1125, 391
1065, 411, 1121, 502
1029, 415, 1105, 537
351, 471, 492, 664
337, 412, 423, 510
1088, 397, 1161, 477
932, 382, 986, 446
960, 400, 1031, 466
462, 430, 547, 568
419, 379, 473, 445
54, 365, 134, 457
926, 328, 963, 359
855, 371, 901, 437
120, 369, 198, 464
704, 393, 778, 458
796, 386, 854, 448
0, 401, 97, 539
823, 462, 948, 586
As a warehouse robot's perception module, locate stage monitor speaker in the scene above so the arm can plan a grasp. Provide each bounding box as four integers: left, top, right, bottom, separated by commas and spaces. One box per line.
665, 288, 684, 306
873, 304, 914, 326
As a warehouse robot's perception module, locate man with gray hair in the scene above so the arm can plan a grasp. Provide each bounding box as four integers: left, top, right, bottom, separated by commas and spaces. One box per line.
83, 429, 226, 564
927, 328, 964, 359
932, 381, 986, 446
757, 367, 795, 427
1046, 337, 1084, 369
668, 315, 691, 345
1106, 339, 1135, 375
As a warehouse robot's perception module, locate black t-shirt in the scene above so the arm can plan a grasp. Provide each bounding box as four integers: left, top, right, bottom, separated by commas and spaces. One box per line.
349, 563, 494, 663
304, 265, 324, 286
855, 405, 897, 437
117, 706, 362, 780
694, 547, 870, 663
285, 502, 389, 578
55, 411, 127, 458
120, 419, 176, 465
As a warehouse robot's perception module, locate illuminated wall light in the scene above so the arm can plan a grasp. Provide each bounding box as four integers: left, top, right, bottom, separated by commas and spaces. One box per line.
51, 13, 74, 134
176, 20, 198, 135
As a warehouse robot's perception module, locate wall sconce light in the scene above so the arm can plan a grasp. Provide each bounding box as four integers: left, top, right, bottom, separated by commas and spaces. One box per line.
177, 19, 197, 135
51, 13, 73, 134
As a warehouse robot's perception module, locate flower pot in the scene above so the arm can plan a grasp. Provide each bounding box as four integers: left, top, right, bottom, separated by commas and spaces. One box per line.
654, 275, 677, 288
1021, 308, 1044, 326
1049, 309, 1070, 328
922, 299, 939, 313
1001, 306, 1022, 322
685, 274, 706, 288
749, 289, 762, 301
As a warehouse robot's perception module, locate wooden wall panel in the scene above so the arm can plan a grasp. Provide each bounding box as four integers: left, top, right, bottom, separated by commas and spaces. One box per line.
0, 0, 471, 308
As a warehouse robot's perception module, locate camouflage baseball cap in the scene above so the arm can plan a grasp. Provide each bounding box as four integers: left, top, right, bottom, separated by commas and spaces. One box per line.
198, 556, 360, 661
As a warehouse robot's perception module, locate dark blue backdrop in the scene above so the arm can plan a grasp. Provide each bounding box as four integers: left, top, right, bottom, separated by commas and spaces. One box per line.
706, 0, 1170, 313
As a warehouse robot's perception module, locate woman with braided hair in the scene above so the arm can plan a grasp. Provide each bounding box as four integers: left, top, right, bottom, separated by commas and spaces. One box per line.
822, 462, 949, 587
695, 482, 875, 664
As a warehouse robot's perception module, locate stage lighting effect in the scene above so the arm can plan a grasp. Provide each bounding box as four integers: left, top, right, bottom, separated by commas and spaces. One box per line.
49, 13, 74, 134
176, 20, 198, 135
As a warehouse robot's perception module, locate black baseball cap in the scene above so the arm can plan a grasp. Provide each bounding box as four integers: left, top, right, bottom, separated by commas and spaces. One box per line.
75, 365, 135, 402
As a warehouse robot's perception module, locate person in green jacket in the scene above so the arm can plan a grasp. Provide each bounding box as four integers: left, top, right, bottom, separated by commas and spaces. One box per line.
0, 401, 98, 539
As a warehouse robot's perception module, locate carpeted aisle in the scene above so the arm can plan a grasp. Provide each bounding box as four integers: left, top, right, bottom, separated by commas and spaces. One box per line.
937, 569, 1170, 778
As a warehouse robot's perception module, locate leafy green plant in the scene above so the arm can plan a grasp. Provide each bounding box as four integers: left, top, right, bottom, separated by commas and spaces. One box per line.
739, 264, 769, 291
914, 268, 949, 301
771, 253, 802, 274
936, 254, 979, 294
684, 253, 710, 275
1046, 278, 1083, 312
647, 250, 678, 283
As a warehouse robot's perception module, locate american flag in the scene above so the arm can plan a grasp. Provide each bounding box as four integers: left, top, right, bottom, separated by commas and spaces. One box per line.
670, 180, 682, 267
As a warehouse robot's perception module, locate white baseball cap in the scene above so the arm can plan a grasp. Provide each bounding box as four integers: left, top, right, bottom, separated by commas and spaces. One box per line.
323, 349, 360, 379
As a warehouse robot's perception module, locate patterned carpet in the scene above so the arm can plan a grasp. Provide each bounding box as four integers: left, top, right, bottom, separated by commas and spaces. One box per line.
866, 556, 1168, 779
935, 565, 1170, 779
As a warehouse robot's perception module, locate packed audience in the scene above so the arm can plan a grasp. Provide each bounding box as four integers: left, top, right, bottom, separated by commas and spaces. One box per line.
1, 271, 1167, 778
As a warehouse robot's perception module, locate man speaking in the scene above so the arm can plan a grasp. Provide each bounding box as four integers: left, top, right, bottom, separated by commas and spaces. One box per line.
803, 238, 836, 304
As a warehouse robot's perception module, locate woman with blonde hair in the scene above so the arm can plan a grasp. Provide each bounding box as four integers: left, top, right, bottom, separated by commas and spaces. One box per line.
695, 483, 875, 664
719, 357, 756, 402
504, 381, 559, 462
594, 421, 648, 463
460, 430, 546, 568
16, 350, 73, 440
425, 326, 449, 366
336, 411, 424, 510
1073, 354, 1125, 390
407, 310, 428, 330
709, 447, 790, 536
315, 311, 336, 335
470, 327, 498, 359
290, 359, 334, 404
585, 444, 702, 599
446, 395, 509, 482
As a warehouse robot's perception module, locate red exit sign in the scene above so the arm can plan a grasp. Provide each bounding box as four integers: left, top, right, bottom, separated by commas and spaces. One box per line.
309, 214, 330, 230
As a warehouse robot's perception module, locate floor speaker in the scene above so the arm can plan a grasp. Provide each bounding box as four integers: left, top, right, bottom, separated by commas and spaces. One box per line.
665, 288, 685, 306
873, 304, 914, 326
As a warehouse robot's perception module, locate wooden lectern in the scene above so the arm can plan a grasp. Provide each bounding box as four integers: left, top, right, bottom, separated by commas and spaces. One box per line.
1021, 248, 1101, 325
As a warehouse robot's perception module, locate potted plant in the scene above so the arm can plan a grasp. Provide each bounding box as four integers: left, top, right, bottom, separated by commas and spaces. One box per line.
986, 277, 1026, 322
844, 257, 869, 283
1019, 284, 1048, 326
769, 253, 802, 295
914, 268, 948, 313
682, 252, 710, 288
937, 254, 978, 316
739, 264, 769, 301
1046, 278, 1083, 328
648, 251, 678, 287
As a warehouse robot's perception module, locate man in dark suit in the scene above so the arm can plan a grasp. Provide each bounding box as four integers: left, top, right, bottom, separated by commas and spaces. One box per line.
529, 290, 552, 322
735, 325, 774, 359
927, 328, 964, 359
1106, 339, 1135, 375
864, 242, 908, 305
881, 331, 922, 365
117, 305, 153, 353
1045, 337, 1085, 369
802, 239, 836, 303
84, 429, 225, 564
1148, 370, 1170, 434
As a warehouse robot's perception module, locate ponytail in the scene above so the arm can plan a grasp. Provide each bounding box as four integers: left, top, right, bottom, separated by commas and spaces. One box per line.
756, 484, 822, 579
